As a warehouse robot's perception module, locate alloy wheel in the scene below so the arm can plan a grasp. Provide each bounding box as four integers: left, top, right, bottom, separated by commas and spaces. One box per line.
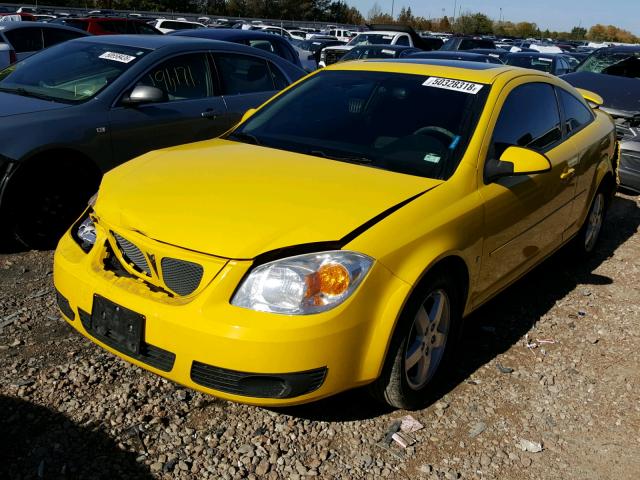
584, 193, 604, 252
404, 289, 451, 390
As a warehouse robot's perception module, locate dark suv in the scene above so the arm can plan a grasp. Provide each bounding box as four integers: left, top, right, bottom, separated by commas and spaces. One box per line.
441, 36, 497, 51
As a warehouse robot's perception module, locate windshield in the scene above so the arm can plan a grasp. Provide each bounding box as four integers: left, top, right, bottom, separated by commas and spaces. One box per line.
348, 33, 395, 46
577, 49, 640, 76
505, 55, 553, 73
0, 41, 150, 103
227, 71, 489, 180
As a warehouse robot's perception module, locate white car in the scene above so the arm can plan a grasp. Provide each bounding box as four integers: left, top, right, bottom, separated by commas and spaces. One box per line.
153, 19, 205, 34
327, 28, 354, 43
511, 41, 562, 54
287, 29, 307, 41
319, 30, 415, 67
253, 25, 293, 40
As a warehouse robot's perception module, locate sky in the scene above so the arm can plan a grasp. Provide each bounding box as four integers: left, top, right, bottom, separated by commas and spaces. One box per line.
346, 0, 640, 34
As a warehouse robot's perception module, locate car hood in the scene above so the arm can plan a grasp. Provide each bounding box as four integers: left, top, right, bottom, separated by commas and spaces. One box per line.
0, 91, 72, 117
562, 72, 640, 113
96, 139, 441, 259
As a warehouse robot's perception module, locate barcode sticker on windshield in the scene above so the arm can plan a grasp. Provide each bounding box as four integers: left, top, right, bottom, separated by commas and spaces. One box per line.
99, 52, 136, 64
382, 49, 395, 55
538, 57, 553, 62
423, 77, 483, 94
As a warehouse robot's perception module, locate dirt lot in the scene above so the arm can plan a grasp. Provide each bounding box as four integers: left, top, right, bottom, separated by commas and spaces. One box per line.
1, 192, 639, 480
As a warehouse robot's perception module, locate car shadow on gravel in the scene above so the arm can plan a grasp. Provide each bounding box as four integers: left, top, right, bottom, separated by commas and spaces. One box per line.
0, 395, 153, 480
278, 194, 640, 422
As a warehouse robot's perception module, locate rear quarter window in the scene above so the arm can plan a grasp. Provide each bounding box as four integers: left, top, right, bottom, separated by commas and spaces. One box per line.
5, 28, 43, 53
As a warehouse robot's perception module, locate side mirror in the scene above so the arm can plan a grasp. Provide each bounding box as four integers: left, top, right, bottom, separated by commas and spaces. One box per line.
121, 85, 167, 106
486, 146, 552, 183
240, 108, 257, 123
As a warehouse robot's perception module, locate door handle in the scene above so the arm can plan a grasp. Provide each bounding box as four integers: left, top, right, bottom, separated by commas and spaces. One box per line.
201, 110, 217, 119
560, 168, 576, 181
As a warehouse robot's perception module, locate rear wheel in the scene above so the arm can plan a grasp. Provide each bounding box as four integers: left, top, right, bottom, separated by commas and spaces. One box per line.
369, 270, 463, 410
571, 182, 611, 257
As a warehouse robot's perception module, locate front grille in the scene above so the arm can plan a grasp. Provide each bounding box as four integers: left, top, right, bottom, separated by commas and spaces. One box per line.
324, 49, 346, 65
161, 257, 204, 296
190, 361, 327, 399
79, 309, 176, 372
113, 233, 151, 276
621, 150, 640, 173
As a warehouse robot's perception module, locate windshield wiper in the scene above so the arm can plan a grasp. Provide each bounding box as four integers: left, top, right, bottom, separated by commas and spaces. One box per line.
226, 131, 262, 146
0, 86, 63, 103
310, 150, 374, 165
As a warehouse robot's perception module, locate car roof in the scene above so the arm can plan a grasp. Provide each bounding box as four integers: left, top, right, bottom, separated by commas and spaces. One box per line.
171, 29, 286, 43
0, 21, 89, 32
506, 52, 557, 58
598, 45, 640, 52
71, 34, 245, 50
69, 17, 146, 22
327, 59, 518, 83
351, 45, 415, 51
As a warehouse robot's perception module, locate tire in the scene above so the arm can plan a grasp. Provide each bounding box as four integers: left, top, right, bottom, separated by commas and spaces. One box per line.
3, 161, 97, 250
368, 269, 463, 410
571, 185, 610, 257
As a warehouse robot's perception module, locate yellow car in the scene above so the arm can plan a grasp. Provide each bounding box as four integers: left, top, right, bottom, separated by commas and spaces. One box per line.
54, 60, 616, 409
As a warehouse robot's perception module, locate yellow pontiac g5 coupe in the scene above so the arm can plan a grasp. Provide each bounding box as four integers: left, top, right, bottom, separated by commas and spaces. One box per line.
54, 60, 616, 409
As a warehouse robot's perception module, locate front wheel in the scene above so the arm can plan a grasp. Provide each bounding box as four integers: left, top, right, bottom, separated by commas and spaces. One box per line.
368, 271, 463, 410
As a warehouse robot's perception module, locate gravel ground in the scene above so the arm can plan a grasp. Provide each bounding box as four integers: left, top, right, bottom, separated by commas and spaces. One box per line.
1, 192, 639, 480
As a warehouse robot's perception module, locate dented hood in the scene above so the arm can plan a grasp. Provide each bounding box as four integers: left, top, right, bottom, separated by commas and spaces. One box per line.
96, 139, 441, 258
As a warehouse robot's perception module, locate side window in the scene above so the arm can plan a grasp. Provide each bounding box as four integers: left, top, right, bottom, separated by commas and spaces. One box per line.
135, 53, 211, 101
5, 28, 43, 53
63, 20, 88, 31
558, 88, 594, 134
273, 41, 296, 64
268, 62, 288, 90
215, 53, 275, 95
395, 35, 410, 46
98, 21, 128, 34
491, 83, 562, 158
246, 39, 275, 54
459, 39, 475, 50
43, 28, 85, 48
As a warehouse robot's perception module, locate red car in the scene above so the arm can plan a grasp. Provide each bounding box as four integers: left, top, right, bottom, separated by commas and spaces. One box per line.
52, 17, 162, 35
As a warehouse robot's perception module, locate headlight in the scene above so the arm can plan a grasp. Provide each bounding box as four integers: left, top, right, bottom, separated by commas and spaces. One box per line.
232, 251, 373, 315
77, 215, 96, 247
71, 208, 97, 253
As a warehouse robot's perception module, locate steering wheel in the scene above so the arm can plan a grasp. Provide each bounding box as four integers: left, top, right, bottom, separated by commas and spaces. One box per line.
413, 126, 457, 142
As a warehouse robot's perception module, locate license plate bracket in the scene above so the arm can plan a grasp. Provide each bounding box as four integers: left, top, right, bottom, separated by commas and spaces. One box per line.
90, 295, 144, 355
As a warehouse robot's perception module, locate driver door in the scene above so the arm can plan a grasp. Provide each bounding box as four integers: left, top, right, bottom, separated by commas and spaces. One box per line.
108, 52, 230, 164
474, 80, 577, 305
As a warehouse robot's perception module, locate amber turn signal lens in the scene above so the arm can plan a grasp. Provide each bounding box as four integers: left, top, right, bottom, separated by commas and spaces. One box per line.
317, 263, 350, 296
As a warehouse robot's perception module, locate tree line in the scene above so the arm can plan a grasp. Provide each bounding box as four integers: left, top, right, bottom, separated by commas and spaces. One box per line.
368, 4, 638, 43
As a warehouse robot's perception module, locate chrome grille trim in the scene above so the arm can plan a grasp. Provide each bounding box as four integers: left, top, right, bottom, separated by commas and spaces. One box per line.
113, 233, 151, 276
161, 257, 204, 296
